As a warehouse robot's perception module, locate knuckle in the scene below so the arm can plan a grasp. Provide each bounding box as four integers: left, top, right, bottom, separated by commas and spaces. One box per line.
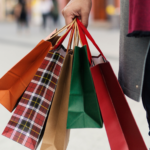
62, 8, 70, 16
62, 9, 68, 16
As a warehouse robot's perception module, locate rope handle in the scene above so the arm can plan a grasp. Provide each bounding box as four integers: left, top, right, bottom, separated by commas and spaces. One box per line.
76, 18, 106, 60
48, 19, 76, 41
66, 24, 75, 52
76, 20, 92, 64
54, 23, 74, 49
72, 21, 80, 51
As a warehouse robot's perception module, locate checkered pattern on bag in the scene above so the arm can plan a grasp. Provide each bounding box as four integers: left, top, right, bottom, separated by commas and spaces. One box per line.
2, 51, 64, 150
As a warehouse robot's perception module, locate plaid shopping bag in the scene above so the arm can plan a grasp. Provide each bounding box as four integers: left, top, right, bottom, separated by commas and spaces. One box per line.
2, 48, 65, 150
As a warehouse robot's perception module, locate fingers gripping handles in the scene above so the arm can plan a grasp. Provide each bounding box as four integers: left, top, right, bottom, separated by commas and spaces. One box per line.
49, 18, 106, 62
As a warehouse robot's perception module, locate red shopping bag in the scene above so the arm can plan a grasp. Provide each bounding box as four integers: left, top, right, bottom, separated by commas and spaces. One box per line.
76, 18, 148, 150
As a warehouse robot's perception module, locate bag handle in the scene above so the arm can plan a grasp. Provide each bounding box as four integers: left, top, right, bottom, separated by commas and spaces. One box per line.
72, 21, 80, 51
76, 18, 106, 60
67, 21, 80, 53
76, 21, 92, 64
48, 19, 76, 41
66, 24, 75, 52
54, 23, 74, 49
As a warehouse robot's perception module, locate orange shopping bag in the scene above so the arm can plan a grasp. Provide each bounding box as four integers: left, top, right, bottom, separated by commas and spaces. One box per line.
0, 40, 53, 112
0, 20, 75, 112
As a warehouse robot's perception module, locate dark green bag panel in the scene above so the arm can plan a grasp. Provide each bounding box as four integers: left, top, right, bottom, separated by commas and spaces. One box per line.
67, 46, 103, 129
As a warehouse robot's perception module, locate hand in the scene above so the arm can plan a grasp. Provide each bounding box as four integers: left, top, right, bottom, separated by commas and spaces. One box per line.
62, 0, 92, 28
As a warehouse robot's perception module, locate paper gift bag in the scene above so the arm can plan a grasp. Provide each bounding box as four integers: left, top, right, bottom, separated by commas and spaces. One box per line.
0, 40, 52, 112
67, 46, 103, 129
77, 18, 148, 150
2, 48, 65, 150
0, 20, 75, 112
40, 51, 73, 150
91, 63, 148, 150
2, 20, 76, 150
40, 20, 76, 150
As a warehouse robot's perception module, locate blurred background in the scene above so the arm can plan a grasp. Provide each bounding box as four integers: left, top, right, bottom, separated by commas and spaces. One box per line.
0, 0, 150, 150
0, 0, 120, 28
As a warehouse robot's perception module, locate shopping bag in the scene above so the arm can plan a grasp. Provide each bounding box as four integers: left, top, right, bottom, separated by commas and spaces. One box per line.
77, 18, 148, 150
40, 51, 73, 150
0, 20, 74, 112
40, 22, 76, 150
0, 40, 52, 112
2, 48, 65, 150
67, 45, 103, 129
2, 21, 75, 150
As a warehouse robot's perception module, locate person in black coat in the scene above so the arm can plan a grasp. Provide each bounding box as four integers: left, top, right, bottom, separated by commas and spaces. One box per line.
17, 0, 28, 28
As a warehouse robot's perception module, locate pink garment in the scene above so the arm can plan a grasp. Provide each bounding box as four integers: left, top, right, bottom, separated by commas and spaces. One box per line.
128, 0, 150, 37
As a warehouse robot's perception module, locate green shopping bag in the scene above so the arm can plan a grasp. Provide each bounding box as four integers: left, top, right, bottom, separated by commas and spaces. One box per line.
67, 46, 103, 128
